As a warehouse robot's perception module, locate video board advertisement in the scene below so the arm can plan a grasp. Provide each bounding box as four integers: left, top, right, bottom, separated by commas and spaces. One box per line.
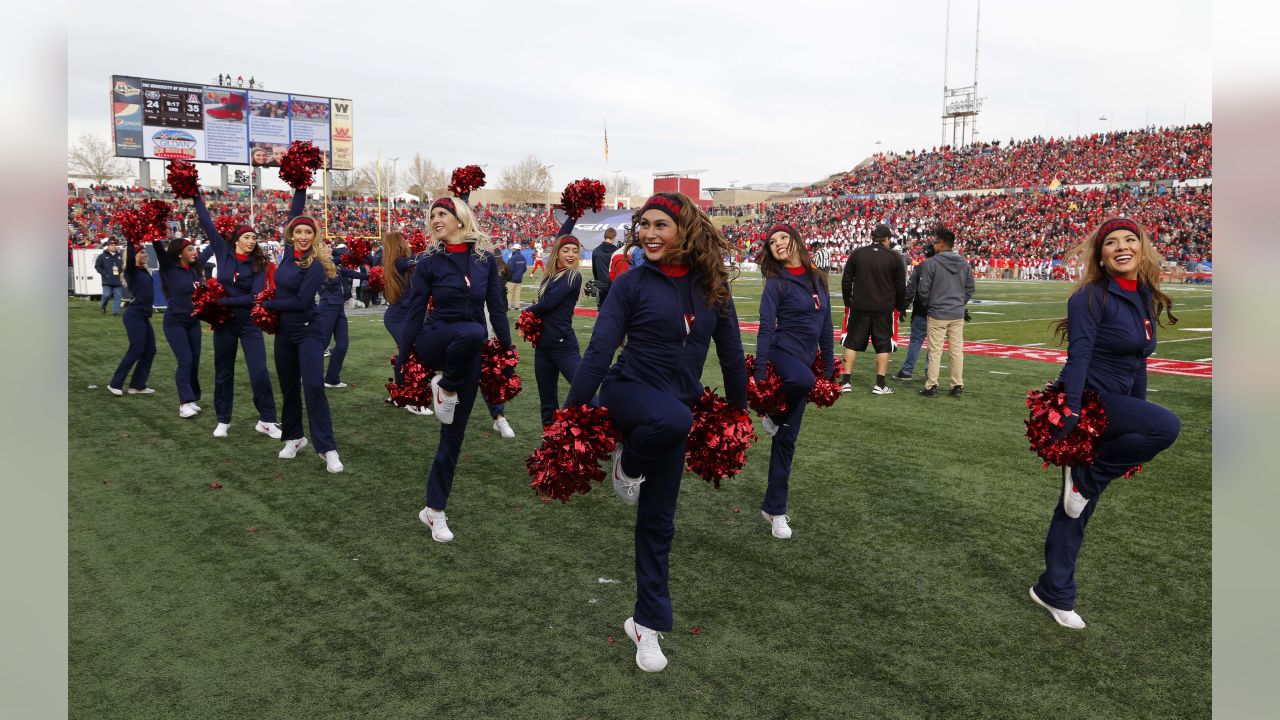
110, 75, 353, 170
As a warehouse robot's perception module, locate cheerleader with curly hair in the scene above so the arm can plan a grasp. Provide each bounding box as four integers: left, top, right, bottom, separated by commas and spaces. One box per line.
563, 192, 747, 673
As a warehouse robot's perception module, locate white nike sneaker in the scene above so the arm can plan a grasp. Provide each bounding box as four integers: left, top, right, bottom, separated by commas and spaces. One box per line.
624, 617, 668, 672
324, 382, 348, 388
611, 447, 645, 505
278, 437, 308, 459
419, 506, 454, 542
430, 374, 459, 425
255, 421, 282, 439
405, 404, 434, 416
761, 416, 779, 437
762, 511, 793, 539
107, 385, 124, 396
213, 422, 230, 438
493, 416, 515, 438
1029, 586, 1086, 629
320, 450, 344, 473
179, 403, 198, 418
1062, 466, 1089, 519
126, 387, 155, 395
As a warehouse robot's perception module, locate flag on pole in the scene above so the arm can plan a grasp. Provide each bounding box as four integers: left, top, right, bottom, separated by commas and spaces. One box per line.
604, 123, 609, 162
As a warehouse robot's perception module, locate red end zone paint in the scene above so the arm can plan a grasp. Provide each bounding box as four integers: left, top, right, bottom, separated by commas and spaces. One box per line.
570, 307, 1212, 379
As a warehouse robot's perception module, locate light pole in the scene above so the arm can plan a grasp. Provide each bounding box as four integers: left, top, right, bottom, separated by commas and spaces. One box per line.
389, 156, 399, 229
543, 164, 555, 209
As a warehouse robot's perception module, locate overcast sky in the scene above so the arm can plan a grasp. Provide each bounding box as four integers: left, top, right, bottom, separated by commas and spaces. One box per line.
67, 0, 1211, 192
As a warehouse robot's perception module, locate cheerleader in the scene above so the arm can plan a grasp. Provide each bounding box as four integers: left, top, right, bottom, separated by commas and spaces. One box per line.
153, 235, 207, 418
1030, 217, 1181, 630
484, 252, 515, 438
381, 231, 431, 415
319, 241, 368, 389
106, 242, 156, 396
397, 196, 512, 542
526, 228, 583, 426
192, 191, 281, 439
563, 192, 747, 673
261, 193, 344, 473
752, 224, 834, 540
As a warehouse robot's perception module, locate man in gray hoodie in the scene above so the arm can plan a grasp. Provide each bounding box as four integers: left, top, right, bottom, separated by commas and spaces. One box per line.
916, 227, 975, 397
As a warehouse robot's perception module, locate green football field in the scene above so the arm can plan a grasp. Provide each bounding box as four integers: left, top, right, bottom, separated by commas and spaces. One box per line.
68, 277, 1212, 719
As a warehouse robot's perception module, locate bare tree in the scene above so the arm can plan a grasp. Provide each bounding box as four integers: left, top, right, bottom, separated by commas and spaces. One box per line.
327, 170, 356, 199
68, 133, 129, 185
498, 155, 553, 205
350, 161, 397, 198
403, 153, 447, 201
606, 174, 641, 198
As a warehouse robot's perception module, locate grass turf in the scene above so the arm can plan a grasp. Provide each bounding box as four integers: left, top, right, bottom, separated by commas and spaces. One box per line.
68, 278, 1211, 719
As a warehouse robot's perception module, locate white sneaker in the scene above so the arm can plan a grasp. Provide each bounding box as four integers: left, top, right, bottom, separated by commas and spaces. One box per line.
418, 506, 454, 542
321, 450, 344, 473
871, 384, 894, 395
278, 436, 308, 459
762, 511, 793, 539
213, 422, 230, 438
840, 382, 852, 394
623, 617, 668, 672
126, 387, 155, 394
255, 421, 283, 439
1029, 586, 1086, 629
324, 382, 348, 388
612, 447, 645, 505
430, 374, 459, 425
1062, 466, 1089, 519
761, 416, 779, 437
191, 403, 202, 412
492, 416, 515, 438
405, 404, 435, 416
179, 403, 198, 418
107, 385, 124, 396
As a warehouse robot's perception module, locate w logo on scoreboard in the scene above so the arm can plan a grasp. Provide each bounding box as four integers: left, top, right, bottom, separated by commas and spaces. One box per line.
333, 101, 350, 115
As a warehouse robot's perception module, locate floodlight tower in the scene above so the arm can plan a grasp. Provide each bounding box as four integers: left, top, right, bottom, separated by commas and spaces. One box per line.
941, 0, 984, 148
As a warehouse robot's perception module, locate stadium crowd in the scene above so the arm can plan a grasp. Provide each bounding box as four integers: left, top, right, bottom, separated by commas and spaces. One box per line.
809, 124, 1211, 196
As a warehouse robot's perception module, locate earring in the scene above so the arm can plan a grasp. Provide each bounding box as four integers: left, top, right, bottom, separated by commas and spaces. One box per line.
1099, 261, 1104, 267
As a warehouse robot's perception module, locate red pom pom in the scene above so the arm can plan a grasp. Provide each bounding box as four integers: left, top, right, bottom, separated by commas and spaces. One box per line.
744, 355, 789, 417
214, 213, 243, 240
342, 237, 371, 268
479, 338, 523, 406
385, 352, 434, 408
366, 265, 385, 293
113, 200, 171, 244
192, 278, 233, 328
527, 404, 618, 503
278, 140, 324, 189
516, 309, 543, 347
250, 287, 280, 334
560, 178, 607, 221
686, 388, 757, 488
448, 165, 487, 196
1026, 382, 1114, 469
406, 228, 428, 255
807, 353, 844, 408
167, 160, 199, 199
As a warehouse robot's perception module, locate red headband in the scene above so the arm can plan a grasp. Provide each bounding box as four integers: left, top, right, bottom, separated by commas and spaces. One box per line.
558, 235, 580, 247
1097, 218, 1141, 240
639, 193, 683, 222
430, 197, 458, 217
766, 223, 799, 241
287, 216, 317, 234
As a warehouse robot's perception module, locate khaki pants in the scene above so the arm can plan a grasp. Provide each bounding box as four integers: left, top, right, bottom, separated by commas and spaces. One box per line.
924, 317, 965, 390
506, 281, 523, 310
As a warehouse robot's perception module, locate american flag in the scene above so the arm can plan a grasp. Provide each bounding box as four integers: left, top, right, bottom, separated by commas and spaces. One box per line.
603, 123, 609, 161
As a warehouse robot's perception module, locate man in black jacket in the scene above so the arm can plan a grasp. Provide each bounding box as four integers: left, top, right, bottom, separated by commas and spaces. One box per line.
591, 227, 619, 308
838, 224, 906, 394
95, 238, 124, 315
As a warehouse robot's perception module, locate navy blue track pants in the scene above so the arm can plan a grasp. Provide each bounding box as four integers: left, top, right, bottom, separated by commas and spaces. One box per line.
274, 320, 336, 453
761, 351, 816, 516
602, 379, 695, 633
534, 333, 581, 426
412, 321, 486, 509
213, 316, 276, 424
109, 309, 156, 391
1034, 392, 1180, 610
162, 313, 202, 404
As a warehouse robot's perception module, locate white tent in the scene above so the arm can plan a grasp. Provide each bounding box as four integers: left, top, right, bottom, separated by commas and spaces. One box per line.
392, 192, 422, 205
